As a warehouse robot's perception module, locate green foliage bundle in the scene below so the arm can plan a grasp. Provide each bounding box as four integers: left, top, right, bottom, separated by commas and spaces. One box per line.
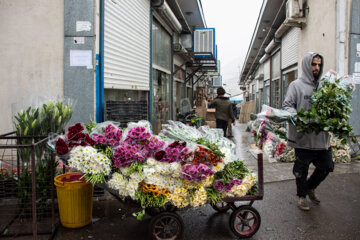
295, 79, 354, 143
214, 160, 249, 184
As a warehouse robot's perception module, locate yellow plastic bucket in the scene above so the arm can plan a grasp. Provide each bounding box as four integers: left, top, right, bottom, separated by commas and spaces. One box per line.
54, 172, 94, 228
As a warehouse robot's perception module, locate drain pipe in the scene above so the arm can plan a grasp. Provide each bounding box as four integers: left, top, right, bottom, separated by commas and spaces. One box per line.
152, 0, 182, 33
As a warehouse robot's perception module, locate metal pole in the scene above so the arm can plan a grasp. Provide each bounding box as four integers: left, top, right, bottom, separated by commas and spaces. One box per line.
31, 140, 37, 240
257, 153, 264, 198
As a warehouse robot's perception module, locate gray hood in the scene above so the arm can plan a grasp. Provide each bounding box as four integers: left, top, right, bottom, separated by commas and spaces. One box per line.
299, 52, 324, 89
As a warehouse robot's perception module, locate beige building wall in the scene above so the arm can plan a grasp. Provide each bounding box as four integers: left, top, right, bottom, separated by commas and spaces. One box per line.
299, 0, 336, 74
0, 0, 64, 133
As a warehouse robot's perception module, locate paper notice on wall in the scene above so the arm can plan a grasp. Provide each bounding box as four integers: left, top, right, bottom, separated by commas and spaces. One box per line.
70, 50, 92, 67
357, 43, 360, 52
76, 21, 91, 32
355, 62, 360, 73
353, 73, 360, 84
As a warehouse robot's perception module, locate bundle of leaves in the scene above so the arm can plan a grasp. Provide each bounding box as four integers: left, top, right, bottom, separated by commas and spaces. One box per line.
295, 79, 354, 144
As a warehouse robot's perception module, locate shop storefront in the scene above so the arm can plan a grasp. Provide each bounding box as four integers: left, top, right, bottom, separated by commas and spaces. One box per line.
152, 20, 172, 133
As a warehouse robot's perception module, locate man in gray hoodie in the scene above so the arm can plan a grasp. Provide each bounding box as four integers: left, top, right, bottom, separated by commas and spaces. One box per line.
283, 52, 334, 211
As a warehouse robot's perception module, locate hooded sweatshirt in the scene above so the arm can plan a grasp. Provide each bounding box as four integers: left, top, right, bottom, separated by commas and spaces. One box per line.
209, 96, 236, 122
283, 52, 329, 150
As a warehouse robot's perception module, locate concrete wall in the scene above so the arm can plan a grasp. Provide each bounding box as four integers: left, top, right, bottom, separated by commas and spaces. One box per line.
299, 0, 336, 74
0, 0, 64, 133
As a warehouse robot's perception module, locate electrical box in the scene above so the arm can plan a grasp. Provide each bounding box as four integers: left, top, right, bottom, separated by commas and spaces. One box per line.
286, 0, 302, 18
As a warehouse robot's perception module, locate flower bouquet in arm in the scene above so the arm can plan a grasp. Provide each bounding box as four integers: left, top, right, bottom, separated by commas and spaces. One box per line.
295, 71, 356, 144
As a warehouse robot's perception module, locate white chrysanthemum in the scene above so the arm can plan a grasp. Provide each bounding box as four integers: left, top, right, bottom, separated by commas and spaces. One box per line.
69, 146, 111, 176
220, 147, 232, 164
130, 172, 145, 183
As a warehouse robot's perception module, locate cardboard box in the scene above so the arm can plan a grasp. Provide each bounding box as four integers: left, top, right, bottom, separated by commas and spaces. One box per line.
206, 108, 216, 121
195, 107, 207, 118
205, 121, 216, 128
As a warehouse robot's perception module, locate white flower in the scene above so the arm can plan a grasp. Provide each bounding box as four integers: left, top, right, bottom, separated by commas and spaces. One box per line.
69, 146, 111, 176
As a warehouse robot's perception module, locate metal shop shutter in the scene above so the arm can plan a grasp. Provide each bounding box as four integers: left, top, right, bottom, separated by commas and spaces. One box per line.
281, 27, 299, 69
263, 59, 270, 80
104, 0, 150, 90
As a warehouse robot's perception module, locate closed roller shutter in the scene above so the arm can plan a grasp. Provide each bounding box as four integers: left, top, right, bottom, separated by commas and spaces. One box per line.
281, 27, 299, 69
104, 0, 150, 90
263, 59, 270, 80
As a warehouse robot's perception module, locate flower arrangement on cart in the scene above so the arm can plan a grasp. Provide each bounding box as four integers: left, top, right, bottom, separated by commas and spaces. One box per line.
50, 120, 259, 238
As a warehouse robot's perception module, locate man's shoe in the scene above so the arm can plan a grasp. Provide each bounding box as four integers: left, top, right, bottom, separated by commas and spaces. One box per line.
298, 197, 310, 211
308, 189, 320, 204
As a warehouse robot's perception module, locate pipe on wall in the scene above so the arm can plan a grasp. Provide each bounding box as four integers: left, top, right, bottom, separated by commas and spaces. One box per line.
155, 0, 182, 33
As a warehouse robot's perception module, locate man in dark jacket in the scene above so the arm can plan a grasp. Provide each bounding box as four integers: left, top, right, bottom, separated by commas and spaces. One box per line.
209, 87, 235, 137
283, 52, 334, 211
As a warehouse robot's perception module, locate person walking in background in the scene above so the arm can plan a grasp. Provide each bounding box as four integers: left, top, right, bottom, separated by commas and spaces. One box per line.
209, 87, 235, 137
283, 52, 334, 211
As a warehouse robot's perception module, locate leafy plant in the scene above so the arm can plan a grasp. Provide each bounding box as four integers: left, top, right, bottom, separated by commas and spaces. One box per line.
205, 187, 221, 205
84, 119, 97, 133
214, 160, 249, 184
17, 154, 58, 217
295, 79, 354, 144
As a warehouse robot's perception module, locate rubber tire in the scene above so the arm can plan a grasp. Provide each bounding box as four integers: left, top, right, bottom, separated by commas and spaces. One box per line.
211, 202, 231, 213
149, 212, 184, 240
229, 205, 261, 239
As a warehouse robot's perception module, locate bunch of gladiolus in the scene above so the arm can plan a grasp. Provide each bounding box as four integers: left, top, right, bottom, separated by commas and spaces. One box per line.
275, 141, 287, 157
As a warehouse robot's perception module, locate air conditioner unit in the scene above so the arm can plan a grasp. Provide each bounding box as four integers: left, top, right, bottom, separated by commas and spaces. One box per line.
286, 0, 303, 18
193, 28, 216, 58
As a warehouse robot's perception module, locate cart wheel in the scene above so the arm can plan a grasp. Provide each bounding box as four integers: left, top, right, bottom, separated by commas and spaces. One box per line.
229, 205, 261, 239
149, 212, 184, 240
211, 202, 231, 213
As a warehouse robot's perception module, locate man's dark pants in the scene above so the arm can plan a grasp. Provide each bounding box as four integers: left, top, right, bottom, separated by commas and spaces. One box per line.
293, 148, 334, 197
216, 119, 228, 137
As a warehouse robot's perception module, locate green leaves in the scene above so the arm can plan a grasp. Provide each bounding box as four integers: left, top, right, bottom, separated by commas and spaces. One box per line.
295, 79, 354, 141
214, 160, 249, 184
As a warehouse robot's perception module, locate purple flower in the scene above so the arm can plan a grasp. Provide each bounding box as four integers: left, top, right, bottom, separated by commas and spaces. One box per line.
104, 124, 116, 133
232, 179, 243, 185
215, 180, 224, 191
